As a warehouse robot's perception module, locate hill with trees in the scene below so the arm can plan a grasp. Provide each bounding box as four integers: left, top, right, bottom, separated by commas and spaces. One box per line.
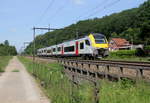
0, 40, 17, 56
25, 0, 150, 54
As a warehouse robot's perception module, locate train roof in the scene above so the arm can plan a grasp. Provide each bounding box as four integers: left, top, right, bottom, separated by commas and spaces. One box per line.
37, 33, 106, 50
62, 33, 105, 43
92, 33, 105, 36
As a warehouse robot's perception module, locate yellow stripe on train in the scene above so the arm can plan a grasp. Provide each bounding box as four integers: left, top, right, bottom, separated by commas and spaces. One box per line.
88, 34, 109, 48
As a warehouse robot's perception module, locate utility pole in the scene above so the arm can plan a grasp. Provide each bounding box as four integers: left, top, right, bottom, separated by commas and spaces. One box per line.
20, 46, 25, 56
76, 28, 79, 39
33, 27, 36, 62
48, 24, 50, 32
24, 42, 30, 48
32, 26, 78, 61
32, 26, 59, 62
22, 42, 30, 56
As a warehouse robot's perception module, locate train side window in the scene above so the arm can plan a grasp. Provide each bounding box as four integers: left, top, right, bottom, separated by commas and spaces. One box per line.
80, 42, 84, 49
47, 50, 51, 53
85, 40, 90, 46
64, 46, 75, 52
53, 48, 56, 52
57, 47, 61, 51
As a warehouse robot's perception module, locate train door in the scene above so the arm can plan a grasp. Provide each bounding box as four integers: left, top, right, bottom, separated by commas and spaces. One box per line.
85, 39, 92, 54
79, 41, 85, 54
61, 45, 64, 55
75, 41, 79, 55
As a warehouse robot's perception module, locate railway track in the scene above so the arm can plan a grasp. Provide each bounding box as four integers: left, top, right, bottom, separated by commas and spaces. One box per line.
55, 58, 150, 82
58, 59, 150, 69
29, 56, 150, 83
38, 56, 150, 69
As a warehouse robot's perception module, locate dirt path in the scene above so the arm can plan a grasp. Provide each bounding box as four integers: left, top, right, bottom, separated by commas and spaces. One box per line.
0, 56, 50, 103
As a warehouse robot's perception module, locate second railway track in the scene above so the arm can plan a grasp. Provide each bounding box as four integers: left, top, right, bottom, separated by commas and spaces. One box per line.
32, 56, 150, 82
40, 56, 150, 69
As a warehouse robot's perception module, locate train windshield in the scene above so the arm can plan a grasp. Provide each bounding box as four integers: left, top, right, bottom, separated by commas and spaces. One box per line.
93, 34, 106, 44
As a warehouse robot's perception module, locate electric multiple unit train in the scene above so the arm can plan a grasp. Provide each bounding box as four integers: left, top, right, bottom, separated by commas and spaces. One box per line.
37, 33, 109, 59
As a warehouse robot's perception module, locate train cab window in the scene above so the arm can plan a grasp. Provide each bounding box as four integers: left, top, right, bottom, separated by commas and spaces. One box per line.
93, 35, 106, 44
53, 48, 56, 52
57, 47, 61, 52
80, 42, 84, 49
64, 46, 74, 52
85, 40, 90, 46
47, 50, 51, 53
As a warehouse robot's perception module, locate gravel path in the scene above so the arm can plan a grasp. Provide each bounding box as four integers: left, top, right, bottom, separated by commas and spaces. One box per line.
0, 57, 50, 103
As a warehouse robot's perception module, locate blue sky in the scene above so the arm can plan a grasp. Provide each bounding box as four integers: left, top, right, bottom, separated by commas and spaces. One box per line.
0, 0, 148, 51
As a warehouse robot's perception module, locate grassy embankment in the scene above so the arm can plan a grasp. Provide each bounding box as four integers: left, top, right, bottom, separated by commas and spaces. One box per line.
104, 50, 150, 62
19, 56, 150, 103
0, 56, 12, 72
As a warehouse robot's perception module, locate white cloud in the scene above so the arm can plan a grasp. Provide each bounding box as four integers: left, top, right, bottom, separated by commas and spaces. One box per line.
72, 0, 84, 5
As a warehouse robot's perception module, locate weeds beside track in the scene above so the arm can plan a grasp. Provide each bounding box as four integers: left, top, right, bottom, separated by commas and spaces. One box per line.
19, 56, 150, 103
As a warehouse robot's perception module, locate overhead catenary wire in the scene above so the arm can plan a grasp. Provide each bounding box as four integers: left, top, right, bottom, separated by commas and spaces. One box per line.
35, 0, 121, 33
75, 0, 110, 21
37, 0, 55, 25
48, 0, 67, 22
84, 0, 121, 19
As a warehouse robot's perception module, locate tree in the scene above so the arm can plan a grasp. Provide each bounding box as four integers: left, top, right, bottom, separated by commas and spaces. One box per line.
24, 0, 150, 54
140, 21, 150, 45
0, 41, 17, 56
4, 40, 9, 46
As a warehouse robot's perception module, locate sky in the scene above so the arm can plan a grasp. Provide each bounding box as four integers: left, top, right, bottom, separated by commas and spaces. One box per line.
0, 0, 148, 52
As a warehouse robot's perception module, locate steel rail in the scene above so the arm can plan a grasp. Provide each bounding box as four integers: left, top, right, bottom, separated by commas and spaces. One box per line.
37, 56, 150, 69
58, 59, 150, 70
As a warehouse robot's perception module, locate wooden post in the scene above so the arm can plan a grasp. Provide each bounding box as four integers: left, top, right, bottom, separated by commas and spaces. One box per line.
118, 67, 123, 81
71, 75, 75, 103
95, 72, 98, 78
136, 69, 143, 81
76, 62, 78, 67
81, 63, 84, 68
87, 70, 90, 77
96, 65, 99, 70
105, 66, 109, 79
71, 62, 73, 66
94, 82, 99, 103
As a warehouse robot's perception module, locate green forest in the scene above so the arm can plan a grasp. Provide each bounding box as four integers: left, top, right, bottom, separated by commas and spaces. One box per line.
25, 0, 150, 54
0, 40, 17, 56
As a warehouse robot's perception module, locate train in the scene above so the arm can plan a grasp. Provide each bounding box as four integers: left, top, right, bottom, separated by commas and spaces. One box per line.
37, 33, 109, 59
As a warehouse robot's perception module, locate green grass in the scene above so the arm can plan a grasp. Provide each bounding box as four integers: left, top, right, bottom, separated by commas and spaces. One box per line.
104, 56, 150, 62
103, 50, 150, 62
101, 80, 150, 103
0, 56, 12, 72
12, 69, 19, 72
18, 56, 150, 103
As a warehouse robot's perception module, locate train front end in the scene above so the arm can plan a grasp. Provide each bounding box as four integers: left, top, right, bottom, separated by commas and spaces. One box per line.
89, 33, 109, 58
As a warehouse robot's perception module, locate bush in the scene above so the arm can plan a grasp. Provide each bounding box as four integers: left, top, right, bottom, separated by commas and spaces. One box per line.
110, 50, 136, 57
109, 49, 150, 58
0, 68, 4, 72
144, 45, 150, 50
144, 45, 150, 56
0, 56, 12, 72
120, 78, 135, 89
135, 48, 146, 57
